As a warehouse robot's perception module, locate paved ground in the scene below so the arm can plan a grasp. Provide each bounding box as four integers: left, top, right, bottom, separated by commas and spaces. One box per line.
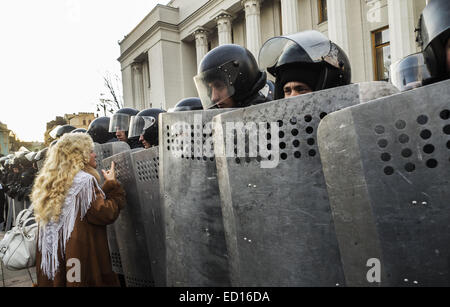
0, 231, 36, 287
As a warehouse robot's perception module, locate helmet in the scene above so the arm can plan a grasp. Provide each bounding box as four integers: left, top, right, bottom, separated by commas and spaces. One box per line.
0, 156, 9, 166
259, 30, 352, 99
109, 108, 139, 133
25, 152, 37, 163
417, 0, 450, 81
194, 44, 267, 109
71, 128, 87, 134
87, 117, 116, 144
55, 125, 76, 138
35, 147, 48, 162
128, 108, 166, 147
168, 98, 203, 112
390, 52, 432, 91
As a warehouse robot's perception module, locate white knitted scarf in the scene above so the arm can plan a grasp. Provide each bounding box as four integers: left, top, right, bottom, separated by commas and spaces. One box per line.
38, 170, 105, 280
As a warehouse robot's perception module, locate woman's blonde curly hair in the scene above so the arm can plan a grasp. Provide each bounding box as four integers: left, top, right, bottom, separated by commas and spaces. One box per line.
31, 133, 100, 225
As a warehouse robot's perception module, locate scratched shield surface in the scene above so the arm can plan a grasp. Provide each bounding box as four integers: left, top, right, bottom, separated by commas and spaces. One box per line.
160, 109, 234, 287
318, 79, 450, 286
94, 141, 130, 275
131, 146, 166, 286
213, 82, 399, 286
103, 150, 154, 287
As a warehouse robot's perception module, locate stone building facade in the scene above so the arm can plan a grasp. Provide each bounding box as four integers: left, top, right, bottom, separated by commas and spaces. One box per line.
0, 122, 11, 156
118, 0, 428, 111
64, 112, 96, 130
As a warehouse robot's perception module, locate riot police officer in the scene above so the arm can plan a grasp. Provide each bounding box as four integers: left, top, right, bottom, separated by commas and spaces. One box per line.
87, 117, 117, 144
128, 108, 166, 149
258, 30, 351, 99
416, 0, 450, 84
109, 108, 143, 149
194, 44, 270, 109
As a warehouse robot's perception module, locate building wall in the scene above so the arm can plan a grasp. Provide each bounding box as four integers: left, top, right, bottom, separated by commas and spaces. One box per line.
65, 113, 96, 130
0, 125, 10, 156
119, 0, 428, 110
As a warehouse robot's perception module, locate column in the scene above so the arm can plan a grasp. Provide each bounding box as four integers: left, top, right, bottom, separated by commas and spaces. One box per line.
327, 0, 349, 55
281, 0, 299, 35
132, 63, 145, 110
388, 0, 417, 65
193, 27, 210, 68
242, 0, 262, 58
215, 11, 233, 45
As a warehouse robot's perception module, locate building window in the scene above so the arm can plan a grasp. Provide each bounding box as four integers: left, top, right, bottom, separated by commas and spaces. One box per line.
318, 0, 328, 23
83, 120, 86, 125
372, 27, 391, 81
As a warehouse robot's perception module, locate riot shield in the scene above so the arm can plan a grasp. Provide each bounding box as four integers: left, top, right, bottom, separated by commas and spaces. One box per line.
213, 82, 399, 286
160, 109, 234, 287
103, 150, 154, 287
131, 147, 165, 286
94, 141, 130, 276
318, 79, 450, 286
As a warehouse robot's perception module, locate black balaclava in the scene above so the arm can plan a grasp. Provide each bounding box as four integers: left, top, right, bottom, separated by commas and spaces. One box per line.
275, 63, 322, 99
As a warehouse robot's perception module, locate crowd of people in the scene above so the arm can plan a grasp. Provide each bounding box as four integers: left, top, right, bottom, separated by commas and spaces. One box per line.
0, 0, 448, 287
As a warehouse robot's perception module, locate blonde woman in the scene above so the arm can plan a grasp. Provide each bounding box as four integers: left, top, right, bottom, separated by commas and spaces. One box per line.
31, 133, 125, 287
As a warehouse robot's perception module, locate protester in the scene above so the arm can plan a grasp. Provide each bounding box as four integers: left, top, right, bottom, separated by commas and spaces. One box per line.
31, 133, 126, 287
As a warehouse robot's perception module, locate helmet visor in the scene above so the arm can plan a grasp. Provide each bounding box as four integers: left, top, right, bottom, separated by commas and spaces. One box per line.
49, 125, 61, 139
194, 60, 239, 109
390, 53, 431, 92
109, 113, 131, 132
128, 116, 156, 138
25, 152, 36, 162
259, 31, 332, 72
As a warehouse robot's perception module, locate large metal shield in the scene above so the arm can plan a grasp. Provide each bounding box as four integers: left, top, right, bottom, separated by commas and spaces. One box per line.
131, 147, 165, 286
94, 142, 130, 276
213, 82, 399, 286
103, 150, 154, 287
318, 79, 450, 286
160, 109, 234, 287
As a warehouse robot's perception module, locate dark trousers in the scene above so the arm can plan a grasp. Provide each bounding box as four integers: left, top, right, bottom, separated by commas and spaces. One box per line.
0, 189, 5, 223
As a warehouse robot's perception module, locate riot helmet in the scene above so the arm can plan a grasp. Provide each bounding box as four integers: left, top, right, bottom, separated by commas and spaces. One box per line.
390, 52, 432, 91
25, 152, 37, 163
0, 156, 8, 166
109, 108, 139, 132
71, 128, 87, 134
417, 0, 450, 81
194, 44, 267, 109
259, 30, 352, 99
87, 117, 116, 144
35, 147, 48, 162
168, 98, 203, 112
129, 108, 166, 148
55, 125, 76, 138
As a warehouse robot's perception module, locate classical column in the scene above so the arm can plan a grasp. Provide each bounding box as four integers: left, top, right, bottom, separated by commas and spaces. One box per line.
388, 0, 417, 65
327, 0, 349, 55
132, 63, 145, 110
281, 0, 299, 35
193, 27, 210, 68
242, 0, 262, 58
215, 11, 233, 45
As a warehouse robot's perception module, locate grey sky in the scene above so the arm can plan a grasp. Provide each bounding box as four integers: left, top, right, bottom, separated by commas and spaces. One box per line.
0, 0, 168, 142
